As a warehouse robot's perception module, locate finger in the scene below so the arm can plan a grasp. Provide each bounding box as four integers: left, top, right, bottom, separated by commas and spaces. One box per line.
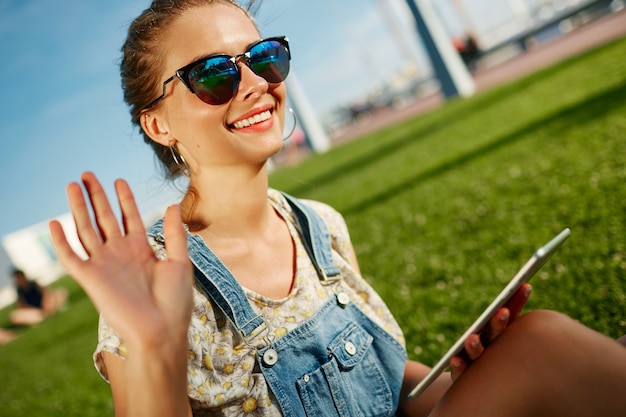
66, 181, 103, 253
450, 356, 467, 382
464, 333, 484, 361
115, 179, 145, 236
81, 172, 122, 241
49, 220, 84, 275
486, 307, 510, 341
162, 204, 189, 263
155, 205, 193, 326
505, 283, 532, 320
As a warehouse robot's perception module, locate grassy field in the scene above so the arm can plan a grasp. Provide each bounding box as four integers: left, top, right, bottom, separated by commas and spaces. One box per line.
1, 36, 625, 416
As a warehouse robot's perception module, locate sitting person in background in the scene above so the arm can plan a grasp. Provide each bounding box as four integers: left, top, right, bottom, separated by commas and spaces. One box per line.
10, 268, 67, 326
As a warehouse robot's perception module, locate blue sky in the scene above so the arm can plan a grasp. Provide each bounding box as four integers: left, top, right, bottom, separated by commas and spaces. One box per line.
0, 0, 490, 239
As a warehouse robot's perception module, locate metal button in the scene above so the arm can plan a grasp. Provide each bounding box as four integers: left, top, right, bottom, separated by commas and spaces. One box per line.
336, 292, 350, 307
262, 348, 278, 366
303, 374, 310, 383
344, 341, 357, 356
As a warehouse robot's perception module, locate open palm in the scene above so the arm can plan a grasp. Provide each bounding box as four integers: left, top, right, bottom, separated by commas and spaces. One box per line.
49, 172, 193, 348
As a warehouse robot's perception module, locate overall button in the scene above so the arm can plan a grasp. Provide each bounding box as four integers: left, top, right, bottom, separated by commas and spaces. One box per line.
344, 341, 357, 356
336, 292, 350, 307
303, 374, 310, 383
262, 348, 278, 366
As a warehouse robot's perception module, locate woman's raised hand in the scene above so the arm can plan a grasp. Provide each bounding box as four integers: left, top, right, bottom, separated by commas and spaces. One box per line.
48, 172, 193, 349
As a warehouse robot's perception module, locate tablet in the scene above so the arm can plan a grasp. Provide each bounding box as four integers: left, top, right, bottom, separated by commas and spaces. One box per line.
407, 228, 571, 399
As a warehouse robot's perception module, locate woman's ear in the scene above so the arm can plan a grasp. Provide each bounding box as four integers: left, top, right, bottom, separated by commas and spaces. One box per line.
140, 112, 171, 147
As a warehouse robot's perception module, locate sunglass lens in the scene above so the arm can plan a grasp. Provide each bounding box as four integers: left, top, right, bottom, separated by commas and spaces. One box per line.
188, 57, 238, 105
249, 39, 290, 84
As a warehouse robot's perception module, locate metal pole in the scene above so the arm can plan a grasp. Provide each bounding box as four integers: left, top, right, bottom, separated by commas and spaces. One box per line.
403, 0, 476, 98
285, 71, 331, 153
506, 0, 533, 25
376, 0, 421, 63
451, 0, 479, 39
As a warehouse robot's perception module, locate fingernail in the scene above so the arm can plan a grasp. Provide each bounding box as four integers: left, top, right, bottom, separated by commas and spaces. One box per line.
524, 286, 533, 298
500, 312, 510, 322
451, 358, 462, 368
471, 339, 480, 349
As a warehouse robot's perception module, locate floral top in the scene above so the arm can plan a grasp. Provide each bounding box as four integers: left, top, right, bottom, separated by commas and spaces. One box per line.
94, 189, 405, 416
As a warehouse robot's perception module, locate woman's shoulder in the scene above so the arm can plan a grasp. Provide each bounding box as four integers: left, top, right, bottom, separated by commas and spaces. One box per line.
269, 190, 354, 264
269, 189, 348, 234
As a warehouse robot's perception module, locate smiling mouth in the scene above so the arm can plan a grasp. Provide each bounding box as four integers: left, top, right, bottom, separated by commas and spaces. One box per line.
231, 110, 272, 129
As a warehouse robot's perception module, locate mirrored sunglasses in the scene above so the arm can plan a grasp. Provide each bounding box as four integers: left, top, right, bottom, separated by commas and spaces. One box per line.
145, 36, 290, 108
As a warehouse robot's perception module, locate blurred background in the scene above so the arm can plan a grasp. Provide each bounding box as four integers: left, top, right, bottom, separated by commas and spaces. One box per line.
0, 0, 624, 306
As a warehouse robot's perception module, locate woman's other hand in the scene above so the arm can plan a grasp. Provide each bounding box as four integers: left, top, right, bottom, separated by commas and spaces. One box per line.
450, 283, 532, 381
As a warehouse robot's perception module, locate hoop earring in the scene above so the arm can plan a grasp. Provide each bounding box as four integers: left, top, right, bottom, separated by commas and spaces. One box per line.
168, 140, 191, 178
282, 107, 297, 142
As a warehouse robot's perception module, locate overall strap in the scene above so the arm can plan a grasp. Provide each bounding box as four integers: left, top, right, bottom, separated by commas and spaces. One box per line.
280, 192, 342, 285
187, 233, 269, 342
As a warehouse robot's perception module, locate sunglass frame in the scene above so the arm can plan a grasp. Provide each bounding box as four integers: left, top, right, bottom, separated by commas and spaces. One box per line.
144, 36, 290, 109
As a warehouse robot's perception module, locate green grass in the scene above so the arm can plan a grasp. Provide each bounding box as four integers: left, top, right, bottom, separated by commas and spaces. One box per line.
2, 36, 625, 416
0, 278, 114, 416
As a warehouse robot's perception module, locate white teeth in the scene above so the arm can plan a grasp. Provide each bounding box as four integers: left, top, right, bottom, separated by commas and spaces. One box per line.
233, 110, 271, 129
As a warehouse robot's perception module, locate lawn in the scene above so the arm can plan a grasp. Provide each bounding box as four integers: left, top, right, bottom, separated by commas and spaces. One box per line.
1, 36, 625, 416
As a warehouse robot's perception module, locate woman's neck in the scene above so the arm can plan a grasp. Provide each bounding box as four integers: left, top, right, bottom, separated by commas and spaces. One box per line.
180, 163, 273, 237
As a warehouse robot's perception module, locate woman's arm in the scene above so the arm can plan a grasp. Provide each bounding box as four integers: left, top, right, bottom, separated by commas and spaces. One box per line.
49, 172, 193, 417
103, 350, 192, 417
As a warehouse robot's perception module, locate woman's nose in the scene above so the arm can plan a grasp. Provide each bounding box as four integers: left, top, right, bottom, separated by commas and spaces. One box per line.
234, 60, 268, 101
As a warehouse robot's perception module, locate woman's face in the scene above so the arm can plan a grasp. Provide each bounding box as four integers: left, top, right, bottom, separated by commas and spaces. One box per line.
153, 3, 287, 171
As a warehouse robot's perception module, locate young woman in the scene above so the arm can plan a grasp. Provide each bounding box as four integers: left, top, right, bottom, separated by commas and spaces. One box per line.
48, 1, 626, 416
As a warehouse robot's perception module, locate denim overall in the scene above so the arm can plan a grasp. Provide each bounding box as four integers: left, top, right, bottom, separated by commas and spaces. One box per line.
148, 193, 407, 416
